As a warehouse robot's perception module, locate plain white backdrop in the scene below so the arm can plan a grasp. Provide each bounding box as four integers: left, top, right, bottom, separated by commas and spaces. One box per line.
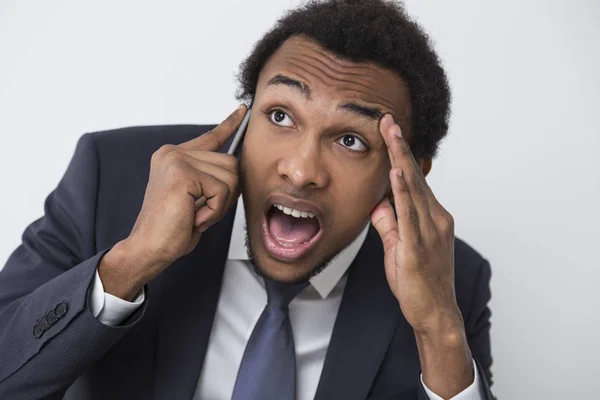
1, 0, 599, 398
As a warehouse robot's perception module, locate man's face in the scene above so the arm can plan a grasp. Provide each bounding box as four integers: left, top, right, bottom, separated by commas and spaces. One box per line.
239, 35, 413, 283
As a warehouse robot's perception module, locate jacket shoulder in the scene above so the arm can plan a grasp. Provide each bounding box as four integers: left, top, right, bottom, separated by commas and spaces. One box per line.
454, 236, 487, 271
453, 236, 491, 317
89, 124, 217, 159
82, 124, 216, 245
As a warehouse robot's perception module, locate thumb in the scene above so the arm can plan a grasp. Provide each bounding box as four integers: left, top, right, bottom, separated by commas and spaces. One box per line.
180, 104, 247, 151
371, 197, 399, 252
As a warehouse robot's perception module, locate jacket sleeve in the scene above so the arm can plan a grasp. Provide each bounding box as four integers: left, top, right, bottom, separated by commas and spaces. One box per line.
0, 133, 147, 399
417, 258, 495, 400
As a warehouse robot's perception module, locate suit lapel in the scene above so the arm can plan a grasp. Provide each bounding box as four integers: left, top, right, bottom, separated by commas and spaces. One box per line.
314, 226, 402, 400
153, 205, 236, 400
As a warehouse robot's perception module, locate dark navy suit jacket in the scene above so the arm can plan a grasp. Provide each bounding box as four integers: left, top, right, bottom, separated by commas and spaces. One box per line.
0, 125, 495, 399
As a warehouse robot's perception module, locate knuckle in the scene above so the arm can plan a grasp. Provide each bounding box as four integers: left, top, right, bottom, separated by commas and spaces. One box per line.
436, 213, 454, 235
223, 154, 238, 170
218, 180, 231, 197
183, 179, 200, 195
204, 137, 221, 151
152, 144, 175, 163
381, 230, 398, 250
159, 144, 176, 156
399, 145, 412, 158
409, 172, 426, 195
394, 172, 410, 192
443, 214, 455, 233
162, 150, 184, 166
166, 160, 189, 180
446, 212, 455, 227
224, 174, 239, 196
405, 206, 419, 227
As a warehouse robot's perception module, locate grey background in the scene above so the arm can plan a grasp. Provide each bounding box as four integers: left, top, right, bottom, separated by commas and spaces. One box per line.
1, 0, 599, 398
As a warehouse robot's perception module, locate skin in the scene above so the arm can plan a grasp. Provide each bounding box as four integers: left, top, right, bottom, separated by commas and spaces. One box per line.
99, 35, 472, 397
239, 35, 413, 282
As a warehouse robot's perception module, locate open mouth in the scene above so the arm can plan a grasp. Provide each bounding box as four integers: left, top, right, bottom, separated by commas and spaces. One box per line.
261, 200, 323, 262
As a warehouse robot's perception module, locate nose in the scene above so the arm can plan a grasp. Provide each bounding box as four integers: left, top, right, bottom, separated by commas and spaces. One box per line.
276, 136, 330, 190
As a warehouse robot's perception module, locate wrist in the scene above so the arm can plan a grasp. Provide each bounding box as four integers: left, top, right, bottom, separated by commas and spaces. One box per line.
98, 239, 163, 301
414, 308, 473, 398
416, 324, 465, 349
412, 305, 465, 338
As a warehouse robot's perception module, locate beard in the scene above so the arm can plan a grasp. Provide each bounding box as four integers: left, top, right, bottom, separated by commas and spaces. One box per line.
238, 152, 347, 284
244, 225, 341, 284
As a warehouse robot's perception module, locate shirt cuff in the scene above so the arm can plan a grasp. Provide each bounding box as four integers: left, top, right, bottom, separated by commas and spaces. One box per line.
90, 269, 145, 327
421, 359, 483, 400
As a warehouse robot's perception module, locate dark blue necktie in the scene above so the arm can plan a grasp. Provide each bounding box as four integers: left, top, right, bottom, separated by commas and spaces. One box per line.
231, 278, 309, 400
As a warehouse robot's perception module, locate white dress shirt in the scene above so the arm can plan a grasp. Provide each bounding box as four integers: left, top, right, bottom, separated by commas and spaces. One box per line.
90, 197, 483, 399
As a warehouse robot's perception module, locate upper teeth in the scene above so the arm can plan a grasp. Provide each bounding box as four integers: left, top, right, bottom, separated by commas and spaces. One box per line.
274, 204, 315, 219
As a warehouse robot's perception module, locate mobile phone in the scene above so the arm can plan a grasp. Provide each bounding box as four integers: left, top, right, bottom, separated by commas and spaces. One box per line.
227, 106, 252, 155
194, 105, 251, 211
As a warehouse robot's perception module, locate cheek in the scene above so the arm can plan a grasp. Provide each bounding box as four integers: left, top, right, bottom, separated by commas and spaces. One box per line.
242, 125, 271, 176
239, 123, 280, 204
330, 168, 389, 228
242, 118, 279, 161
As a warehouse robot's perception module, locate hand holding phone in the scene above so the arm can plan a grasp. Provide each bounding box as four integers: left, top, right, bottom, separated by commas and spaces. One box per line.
193, 105, 251, 211
227, 106, 252, 155
100, 105, 250, 299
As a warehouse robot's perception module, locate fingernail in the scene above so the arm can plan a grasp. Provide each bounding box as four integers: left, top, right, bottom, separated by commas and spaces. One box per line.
381, 114, 393, 129
396, 169, 403, 178
237, 104, 246, 111
391, 124, 402, 138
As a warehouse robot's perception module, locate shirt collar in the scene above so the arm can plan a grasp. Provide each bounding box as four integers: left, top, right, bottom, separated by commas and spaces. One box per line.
227, 197, 369, 299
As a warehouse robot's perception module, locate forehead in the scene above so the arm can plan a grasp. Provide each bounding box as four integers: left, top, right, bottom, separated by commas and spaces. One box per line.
257, 35, 411, 128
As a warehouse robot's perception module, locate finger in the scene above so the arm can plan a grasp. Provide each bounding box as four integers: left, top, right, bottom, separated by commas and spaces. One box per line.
389, 167, 420, 243
379, 114, 397, 168
379, 116, 448, 225
423, 183, 446, 220
191, 169, 234, 228
179, 150, 238, 173
370, 196, 399, 252
173, 165, 232, 228
180, 104, 247, 151
380, 115, 430, 215
176, 153, 239, 208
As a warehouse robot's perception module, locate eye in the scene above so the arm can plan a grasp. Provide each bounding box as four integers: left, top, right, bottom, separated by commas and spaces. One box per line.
337, 134, 367, 153
268, 109, 294, 127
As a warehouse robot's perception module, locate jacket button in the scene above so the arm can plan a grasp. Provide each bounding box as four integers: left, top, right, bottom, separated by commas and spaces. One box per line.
38, 316, 50, 331
55, 302, 68, 318
33, 324, 43, 338
46, 310, 58, 325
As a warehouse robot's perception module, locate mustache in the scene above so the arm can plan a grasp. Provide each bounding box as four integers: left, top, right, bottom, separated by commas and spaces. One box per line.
272, 188, 319, 202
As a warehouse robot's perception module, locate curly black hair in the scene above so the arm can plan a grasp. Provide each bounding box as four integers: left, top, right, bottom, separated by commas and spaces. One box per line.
236, 0, 451, 159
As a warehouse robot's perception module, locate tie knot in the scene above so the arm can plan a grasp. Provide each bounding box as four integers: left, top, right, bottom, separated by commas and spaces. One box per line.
264, 278, 309, 309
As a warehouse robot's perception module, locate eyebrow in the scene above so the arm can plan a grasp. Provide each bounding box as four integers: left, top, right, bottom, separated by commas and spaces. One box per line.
265, 74, 384, 123
267, 74, 311, 98
339, 102, 383, 122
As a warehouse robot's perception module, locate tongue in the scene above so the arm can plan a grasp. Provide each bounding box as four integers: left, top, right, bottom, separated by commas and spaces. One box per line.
269, 208, 319, 245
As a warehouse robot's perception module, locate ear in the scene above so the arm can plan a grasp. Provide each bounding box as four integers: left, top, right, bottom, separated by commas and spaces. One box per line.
418, 157, 433, 178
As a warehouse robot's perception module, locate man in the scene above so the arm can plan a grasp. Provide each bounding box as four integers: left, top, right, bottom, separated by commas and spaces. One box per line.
0, 0, 494, 399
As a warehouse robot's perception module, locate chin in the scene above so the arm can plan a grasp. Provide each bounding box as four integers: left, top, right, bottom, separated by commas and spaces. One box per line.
253, 257, 314, 284
245, 227, 338, 284
242, 187, 347, 282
